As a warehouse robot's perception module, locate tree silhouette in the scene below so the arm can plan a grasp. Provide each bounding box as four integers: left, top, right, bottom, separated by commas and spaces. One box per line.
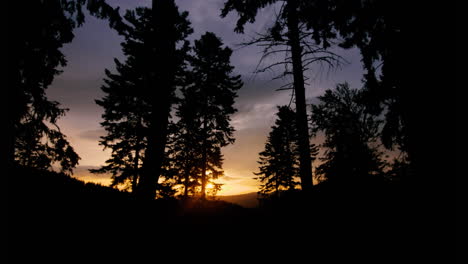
92, 6, 191, 196
191, 32, 241, 199
14, 104, 80, 174
135, 0, 192, 200
255, 106, 318, 198
6, 0, 123, 172
299, 1, 419, 179
92, 73, 146, 191
221, 0, 342, 193
311, 83, 385, 183
168, 103, 203, 197
171, 32, 241, 199
91, 8, 151, 191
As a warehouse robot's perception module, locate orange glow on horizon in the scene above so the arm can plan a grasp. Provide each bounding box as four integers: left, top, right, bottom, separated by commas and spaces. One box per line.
72, 167, 259, 196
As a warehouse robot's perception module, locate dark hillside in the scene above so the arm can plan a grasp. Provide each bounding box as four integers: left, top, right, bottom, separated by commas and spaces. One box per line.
7, 165, 420, 262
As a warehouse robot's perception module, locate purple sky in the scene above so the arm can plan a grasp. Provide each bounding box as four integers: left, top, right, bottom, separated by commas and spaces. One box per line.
47, 0, 364, 195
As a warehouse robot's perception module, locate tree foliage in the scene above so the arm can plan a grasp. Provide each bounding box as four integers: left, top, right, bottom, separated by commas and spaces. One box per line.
299, 0, 408, 155
14, 104, 79, 174
221, 0, 343, 192
170, 32, 242, 198
166, 119, 202, 197
91, 8, 153, 191
255, 106, 318, 197
311, 83, 385, 182
92, 6, 192, 195
135, 0, 193, 200
6, 0, 123, 172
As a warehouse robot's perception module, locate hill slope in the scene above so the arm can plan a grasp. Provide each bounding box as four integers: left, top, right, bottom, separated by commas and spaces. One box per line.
7, 165, 419, 261
218, 192, 258, 208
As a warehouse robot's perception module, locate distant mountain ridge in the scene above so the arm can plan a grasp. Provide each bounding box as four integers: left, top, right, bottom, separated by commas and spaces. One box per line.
218, 192, 259, 208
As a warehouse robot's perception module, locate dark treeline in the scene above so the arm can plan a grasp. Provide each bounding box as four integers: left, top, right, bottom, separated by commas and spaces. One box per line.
7, 0, 452, 261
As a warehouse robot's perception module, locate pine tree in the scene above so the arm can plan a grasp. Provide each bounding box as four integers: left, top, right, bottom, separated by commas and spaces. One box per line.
300, 1, 422, 181
91, 8, 152, 192
14, 103, 80, 174
168, 96, 203, 197
6, 0, 123, 172
191, 32, 242, 199
311, 83, 385, 183
221, 0, 342, 193
255, 106, 318, 197
135, 0, 192, 200
92, 6, 191, 195
92, 58, 148, 191
165, 103, 201, 198
171, 32, 242, 199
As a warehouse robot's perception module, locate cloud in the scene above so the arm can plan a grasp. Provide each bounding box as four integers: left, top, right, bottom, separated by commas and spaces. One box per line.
178, 0, 224, 24
231, 78, 295, 132
78, 129, 106, 141
232, 103, 277, 131
220, 175, 238, 181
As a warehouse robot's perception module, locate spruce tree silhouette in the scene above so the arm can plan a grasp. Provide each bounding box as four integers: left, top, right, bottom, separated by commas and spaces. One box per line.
135, 0, 192, 200
221, 0, 342, 193
92, 3, 192, 197
169, 100, 203, 198
255, 106, 318, 198
170, 32, 242, 199
91, 8, 154, 192
6, 0, 123, 173
311, 83, 385, 184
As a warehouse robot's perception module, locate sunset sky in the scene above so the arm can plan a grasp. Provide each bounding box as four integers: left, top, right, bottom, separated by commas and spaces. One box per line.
47, 0, 363, 195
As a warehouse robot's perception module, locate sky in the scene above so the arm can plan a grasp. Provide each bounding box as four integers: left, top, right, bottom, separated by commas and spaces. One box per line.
47, 0, 364, 195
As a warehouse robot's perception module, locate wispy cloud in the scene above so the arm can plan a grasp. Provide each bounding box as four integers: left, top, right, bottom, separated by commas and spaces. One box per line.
232, 103, 277, 131
220, 175, 238, 181
78, 129, 106, 141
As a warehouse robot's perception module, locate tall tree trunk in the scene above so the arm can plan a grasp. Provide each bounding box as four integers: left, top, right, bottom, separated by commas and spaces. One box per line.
183, 157, 191, 198
200, 119, 208, 199
275, 178, 280, 198
132, 147, 140, 193
286, 0, 313, 192
183, 168, 189, 198
132, 118, 142, 193
136, 0, 176, 200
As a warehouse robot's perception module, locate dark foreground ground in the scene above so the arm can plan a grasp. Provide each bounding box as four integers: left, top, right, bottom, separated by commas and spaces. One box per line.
6, 166, 454, 262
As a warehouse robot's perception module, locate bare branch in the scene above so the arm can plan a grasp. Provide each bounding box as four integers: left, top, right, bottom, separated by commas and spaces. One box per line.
288, 89, 295, 108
